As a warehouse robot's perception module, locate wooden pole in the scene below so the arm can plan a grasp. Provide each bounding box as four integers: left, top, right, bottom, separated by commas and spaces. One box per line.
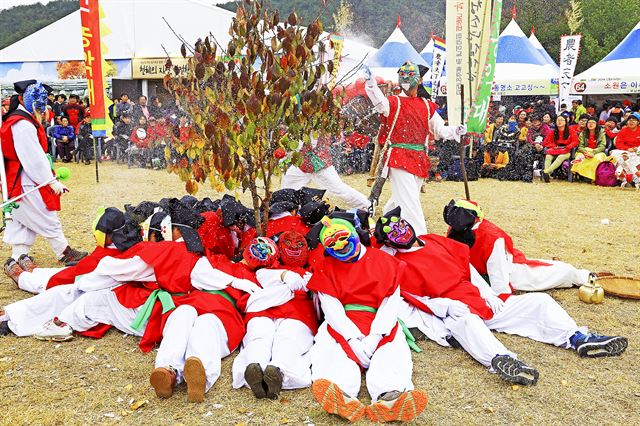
459, 85, 471, 200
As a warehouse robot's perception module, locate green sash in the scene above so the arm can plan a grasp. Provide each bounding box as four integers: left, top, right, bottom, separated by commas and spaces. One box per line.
203, 289, 237, 309
130, 289, 183, 331
343, 304, 421, 353
388, 143, 425, 152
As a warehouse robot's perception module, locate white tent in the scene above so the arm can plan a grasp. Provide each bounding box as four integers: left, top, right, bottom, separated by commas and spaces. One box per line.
493, 19, 559, 96
367, 26, 427, 82
571, 21, 640, 95
420, 38, 434, 67
529, 31, 560, 72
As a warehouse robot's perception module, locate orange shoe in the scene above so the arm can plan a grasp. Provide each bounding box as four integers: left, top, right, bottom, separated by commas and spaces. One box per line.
150, 367, 176, 398
366, 389, 428, 423
312, 379, 366, 423
184, 357, 207, 403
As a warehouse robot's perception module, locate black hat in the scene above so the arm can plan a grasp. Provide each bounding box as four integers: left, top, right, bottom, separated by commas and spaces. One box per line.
299, 200, 331, 226
219, 195, 256, 228
111, 220, 143, 251
269, 188, 299, 214
306, 209, 371, 249
167, 198, 204, 254
124, 201, 161, 224
13, 80, 53, 95
298, 187, 326, 205
95, 207, 125, 235
442, 200, 481, 248
180, 195, 198, 209
194, 197, 220, 213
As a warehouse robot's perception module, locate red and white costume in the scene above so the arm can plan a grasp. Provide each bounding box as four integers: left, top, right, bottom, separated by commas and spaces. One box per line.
468, 220, 591, 294
365, 83, 460, 235
280, 134, 369, 209
1, 105, 68, 259
307, 246, 412, 400
231, 265, 318, 390
265, 212, 311, 238
386, 235, 584, 368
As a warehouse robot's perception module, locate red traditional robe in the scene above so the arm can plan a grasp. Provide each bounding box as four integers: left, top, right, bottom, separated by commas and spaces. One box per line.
307, 247, 403, 366
46, 246, 122, 290
394, 235, 493, 320
468, 220, 550, 277
265, 215, 311, 238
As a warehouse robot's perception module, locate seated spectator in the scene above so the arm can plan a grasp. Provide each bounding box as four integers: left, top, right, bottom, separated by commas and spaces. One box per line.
612, 112, 640, 159
61, 94, 86, 128
542, 112, 555, 130
586, 103, 596, 117
129, 115, 152, 167
108, 113, 134, 161
541, 115, 578, 182
150, 96, 164, 119
615, 151, 640, 188
115, 93, 134, 122
76, 113, 94, 165
598, 102, 610, 124
494, 115, 519, 149
571, 116, 607, 181
603, 117, 619, 154
481, 143, 509, 178
516, 109, 528, 128
525, 115, 549, 174
571, 113, 589, 134
608, 103, 624, 122
148, 116, 170, 169
483, 114, 504, 144
53, 116, 76, 163
53, 94, 66, 123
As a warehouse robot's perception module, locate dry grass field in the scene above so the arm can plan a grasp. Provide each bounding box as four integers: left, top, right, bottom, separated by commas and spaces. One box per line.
0, 162, 639, 425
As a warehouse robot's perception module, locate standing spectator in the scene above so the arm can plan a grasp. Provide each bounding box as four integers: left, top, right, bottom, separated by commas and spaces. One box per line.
603, 117, 620, 154
541, 115, 579, 182
483, 114, 504, 144
53, 116, 75, 163
115, 93, 134, 122
76, 113, 94, 165
571, 116, 606, 181
46, 92, 55, 108
133, 95, 151, 121
571, 100, 587, 123
53, 94, 66, 123
61, 94, 85, 128
149, 96, 164, 118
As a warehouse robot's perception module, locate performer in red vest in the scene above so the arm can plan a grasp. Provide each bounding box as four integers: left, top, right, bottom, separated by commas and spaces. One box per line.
363, 63, 467, 235
1, 80, 87, 277
306, 213, 427, 423
232, 232, 317, 400
443, 199, 593, 294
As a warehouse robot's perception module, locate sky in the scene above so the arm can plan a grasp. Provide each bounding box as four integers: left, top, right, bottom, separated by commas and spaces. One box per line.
0, 0, 228, 11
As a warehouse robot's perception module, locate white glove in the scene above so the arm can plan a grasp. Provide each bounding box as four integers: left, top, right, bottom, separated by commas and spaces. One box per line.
362, 333, 382, 354
348, 337, 373, 368
302, 271, 313, 284
455, 124, 467, 136
49, 180, 68, 195
231, 278, 261, 294
360, 64, 373, 83
282, 271, 306, 292
485, 295, 505, 314
446, 300, 471, 319
535, 136, 543, 143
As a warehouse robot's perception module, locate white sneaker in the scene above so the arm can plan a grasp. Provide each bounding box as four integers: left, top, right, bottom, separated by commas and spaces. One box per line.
34, 318, 73, 342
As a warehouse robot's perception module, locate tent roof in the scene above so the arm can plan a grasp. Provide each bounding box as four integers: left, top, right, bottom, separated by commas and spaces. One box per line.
497, 20, 550, 66
529, 32, 559, 70
367, 26, 427, 68
420, 39, 434, 66
572, 21, 640, 94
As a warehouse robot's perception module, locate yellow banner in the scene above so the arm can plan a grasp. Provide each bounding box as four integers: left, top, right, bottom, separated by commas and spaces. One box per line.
132, 57, 189, 79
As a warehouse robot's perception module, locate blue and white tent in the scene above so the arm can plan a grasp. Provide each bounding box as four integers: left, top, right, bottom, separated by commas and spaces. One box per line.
529, 31, 560, 72
367, 26, 427, 81
420, 38, 435, 67
493, 19, 559, 95
571, 21, 640, 95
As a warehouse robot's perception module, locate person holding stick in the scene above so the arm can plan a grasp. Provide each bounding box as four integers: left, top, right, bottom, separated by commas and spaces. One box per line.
362, 62, 466, 235
1, 80, 87, 281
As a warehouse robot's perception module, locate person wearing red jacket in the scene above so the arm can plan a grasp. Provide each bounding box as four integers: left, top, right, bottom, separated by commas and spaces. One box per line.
612, 112, 640, 158
364, 62, 466, 235
541, 115, 579, 182
60, 94, 85, 127
232, 233, 317, 400
264, 188, 312, 237
306, 213, 427, 423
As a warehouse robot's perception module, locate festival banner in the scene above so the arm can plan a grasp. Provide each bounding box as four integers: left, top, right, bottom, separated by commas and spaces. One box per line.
559, 35, 581, 110
328, 33, 345, 89
467, 0, 491, 104
431, 37, 446, 96
79, 0, 110, 137
446, 0, 469, 126
467, 0, 503, 133
132, 57, 189, 79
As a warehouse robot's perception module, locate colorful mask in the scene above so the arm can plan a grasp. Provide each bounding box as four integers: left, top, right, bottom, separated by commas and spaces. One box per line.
23, 82, 48, 115
243, 237, 279, 270
142, 211, 172, 242
277, 231, 309, 267
398, 62, 420, 93
319, 216, 361, 262
379, 216, 416, 249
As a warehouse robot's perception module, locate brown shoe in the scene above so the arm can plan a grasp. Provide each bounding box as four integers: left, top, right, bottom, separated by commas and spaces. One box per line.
184, 357, 206, 403
17, 254, 37, 273
263, 365, 283, 400
4, 258, 24, 286
244, 363, 267, 399
59, 246, 88, 266
150, 367, 176, 398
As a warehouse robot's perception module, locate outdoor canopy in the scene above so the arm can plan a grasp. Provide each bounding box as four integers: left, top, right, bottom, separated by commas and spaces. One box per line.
571, 21, 640, 95
366, 25, 428, 82
420, 38, 435, 67
529, 31, 560, 72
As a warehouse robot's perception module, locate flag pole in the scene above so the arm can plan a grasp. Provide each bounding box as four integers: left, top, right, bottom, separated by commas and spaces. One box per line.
459, 84, 471, 200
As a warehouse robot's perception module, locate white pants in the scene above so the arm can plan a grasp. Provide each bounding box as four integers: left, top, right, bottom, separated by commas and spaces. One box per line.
510, 261, 591, 292
58, 288, 142, 336
281, 165, 369, 209
3, 187, 68, 259
397, 299, 450, 347
447, 293, 584, 368
5, 283, 80, 336
155, 305, 230, 392
17, 267, 64, 294
383, 168, 427, 235
232, 317, 314, 390
309, 322, 413, 401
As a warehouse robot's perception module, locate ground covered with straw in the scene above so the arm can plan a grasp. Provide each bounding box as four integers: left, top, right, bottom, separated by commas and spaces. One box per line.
0, 162, 639, 425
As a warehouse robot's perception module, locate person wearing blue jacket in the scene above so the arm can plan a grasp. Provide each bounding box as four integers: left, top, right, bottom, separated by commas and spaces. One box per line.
53, 116, 75, 162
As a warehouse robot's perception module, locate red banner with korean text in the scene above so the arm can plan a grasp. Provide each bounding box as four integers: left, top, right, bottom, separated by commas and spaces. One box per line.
79, 0, 108, 137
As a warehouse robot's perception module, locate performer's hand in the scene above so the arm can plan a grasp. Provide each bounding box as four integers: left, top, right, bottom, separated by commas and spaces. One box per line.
446, 300, 471, 319
455, 124, 467, 136
485, 294, 505, 314
302, 271, 313, 284
362, 333, 382, 354
348, 337, 373, 368
231, 278, 261, 294
282, 271, 306, 292
360, 64, 373, 83
49, 180, 68, 195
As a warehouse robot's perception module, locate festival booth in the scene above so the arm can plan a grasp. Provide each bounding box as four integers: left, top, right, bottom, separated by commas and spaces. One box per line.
492, 19, 559, 96
571, 21, 640, 99
420, 39, 435, 68
529, 31, 560, 72
366, 25, 428, 82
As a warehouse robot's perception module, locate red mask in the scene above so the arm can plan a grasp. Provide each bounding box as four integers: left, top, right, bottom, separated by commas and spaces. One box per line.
243, 237, 279, 270
277, 231, 309, 267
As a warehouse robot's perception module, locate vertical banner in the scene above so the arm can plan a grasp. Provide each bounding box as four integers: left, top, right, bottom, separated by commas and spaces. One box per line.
329, 33, 345, 89
446, 0, 469, 126
79, 0, 108, 137
431, 37, 447, 96
467, 0, 503, 133
467, 0, 491, 106
559, 35, 581, 110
